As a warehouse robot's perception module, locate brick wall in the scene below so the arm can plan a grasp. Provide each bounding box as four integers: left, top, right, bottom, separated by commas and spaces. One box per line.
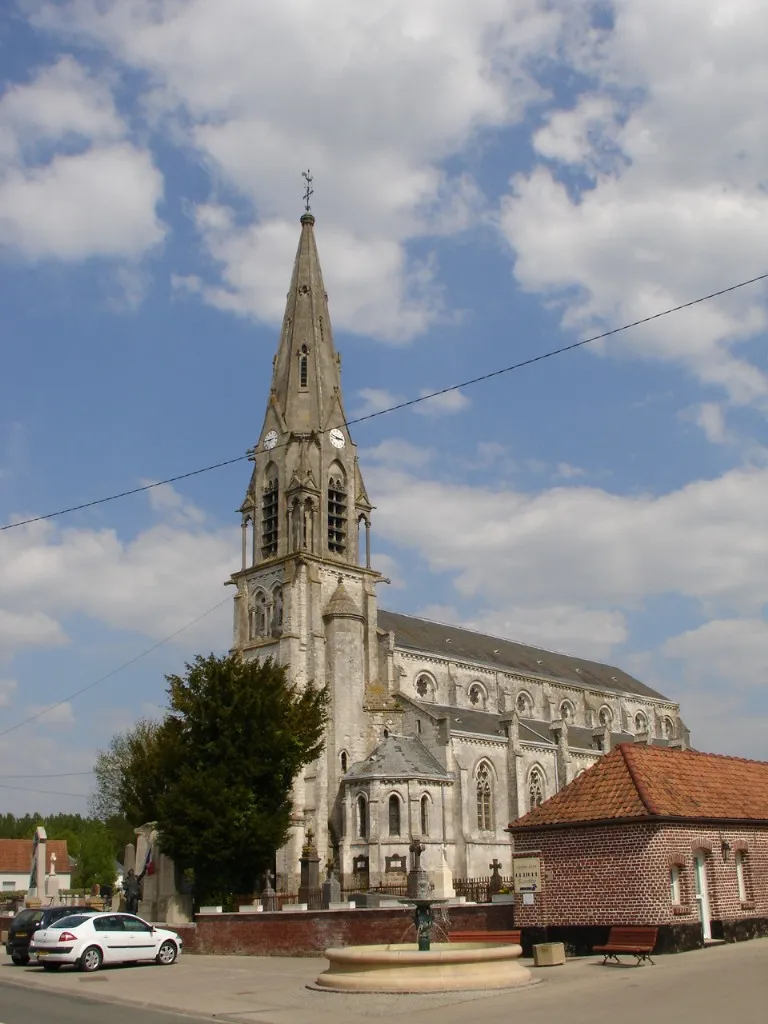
512, 821, 768, 936
172, 902, 513, 956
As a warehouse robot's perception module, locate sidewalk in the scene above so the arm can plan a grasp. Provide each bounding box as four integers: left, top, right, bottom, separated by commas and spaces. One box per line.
1, 939, 766, 1024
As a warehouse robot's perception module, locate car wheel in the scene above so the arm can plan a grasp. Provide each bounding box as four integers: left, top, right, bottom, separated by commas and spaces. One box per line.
156, 940, 178, 966
79, 946, 103, 973
11, 953, 30, 966
42, 963, 61, 971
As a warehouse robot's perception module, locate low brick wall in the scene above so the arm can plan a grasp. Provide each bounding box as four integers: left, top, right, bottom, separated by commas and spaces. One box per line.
172, 902, 514, 956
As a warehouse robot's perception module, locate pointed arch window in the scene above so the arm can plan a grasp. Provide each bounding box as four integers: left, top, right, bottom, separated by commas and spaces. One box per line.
262, 470, 279, 557
528, 767, 546, 812
598, 706, 613, 728
420, 795, 430, 836
476, 763, 493, 831
299, 345, 309, 389
634, 711, 648, 733
662, 716, 675, 739
388, 794, 401, 836
516, 692, 533, 718
271, 586, 283, 636
252, 591, 267, 639
328, 466, 347, 555
357, 794, 368, 838
340, 751, 348, 773
560, 700, 575, 722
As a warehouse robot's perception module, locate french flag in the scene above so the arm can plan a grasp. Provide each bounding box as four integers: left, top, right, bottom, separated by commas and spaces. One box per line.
143, 844, 155, 877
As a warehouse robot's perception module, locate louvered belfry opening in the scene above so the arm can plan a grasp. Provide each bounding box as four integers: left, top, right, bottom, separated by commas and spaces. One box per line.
262, 477, 279, 557
327, 473, 347, 554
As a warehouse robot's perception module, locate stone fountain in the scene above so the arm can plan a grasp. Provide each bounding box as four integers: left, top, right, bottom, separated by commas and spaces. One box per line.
314, 840, 533, 993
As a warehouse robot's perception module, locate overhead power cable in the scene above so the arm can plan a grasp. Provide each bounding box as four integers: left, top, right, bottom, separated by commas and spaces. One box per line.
0, 771, 93, 779
0, 596, 230, 741
0, 782, 89, 799
1, 269, 767, 535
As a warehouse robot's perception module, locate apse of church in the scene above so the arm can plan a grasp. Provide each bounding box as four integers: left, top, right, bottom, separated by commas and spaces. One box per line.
230, 205, 688, 891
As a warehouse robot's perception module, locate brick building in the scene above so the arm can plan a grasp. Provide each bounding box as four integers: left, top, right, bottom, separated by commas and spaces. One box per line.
508, 744, 768, 952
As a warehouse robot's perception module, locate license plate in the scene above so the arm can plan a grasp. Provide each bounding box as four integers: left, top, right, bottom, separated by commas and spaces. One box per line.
16, 932, 28, 937
37, 951, 49, 957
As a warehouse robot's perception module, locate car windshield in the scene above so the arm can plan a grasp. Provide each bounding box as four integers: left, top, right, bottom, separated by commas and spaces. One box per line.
51, 914, 91, 929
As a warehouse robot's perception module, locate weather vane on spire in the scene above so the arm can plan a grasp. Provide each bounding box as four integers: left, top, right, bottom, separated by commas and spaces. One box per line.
302, 169, 314, 213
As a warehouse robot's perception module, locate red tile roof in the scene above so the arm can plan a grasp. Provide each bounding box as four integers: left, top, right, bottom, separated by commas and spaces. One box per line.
0, 839, 72, 874
510, 744, 768, 830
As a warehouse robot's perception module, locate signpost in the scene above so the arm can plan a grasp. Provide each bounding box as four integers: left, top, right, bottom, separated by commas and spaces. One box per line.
512, 856, 541, 894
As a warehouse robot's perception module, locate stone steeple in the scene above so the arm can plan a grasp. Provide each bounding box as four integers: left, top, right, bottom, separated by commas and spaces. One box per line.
236, 211, 374, 576
267, 212, 346, 437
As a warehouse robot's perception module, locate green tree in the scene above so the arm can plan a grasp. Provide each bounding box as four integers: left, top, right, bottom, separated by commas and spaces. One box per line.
91, 718, 167, 825
156, 654, 328, 904
71, 821, 117, 890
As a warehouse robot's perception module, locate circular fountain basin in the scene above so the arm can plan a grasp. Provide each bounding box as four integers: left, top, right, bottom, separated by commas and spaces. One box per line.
314, 941, 534, 993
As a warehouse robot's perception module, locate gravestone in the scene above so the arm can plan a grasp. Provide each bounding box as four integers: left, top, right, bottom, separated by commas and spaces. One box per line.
261, 869, 278, 912
321, 859, 341, 909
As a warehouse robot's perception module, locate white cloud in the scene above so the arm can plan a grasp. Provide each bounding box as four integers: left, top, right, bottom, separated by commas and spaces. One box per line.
555, 462, 585, 480
33, 0, 562, 338
415, 388, 471, 416
367, 462, 768, 615
661, 618, 768, 687
0, 679, 18, 708
0, 144, 165, 260
0, 609, 69, 657
353, 388, 404, 420
0, 487, 236, 661
500, 0, 768, 410
688, 403, 729, 445
419, 603, 627, 662
0, 56, 164, 262
364, 438, 432, 469
27, 701, 76, 729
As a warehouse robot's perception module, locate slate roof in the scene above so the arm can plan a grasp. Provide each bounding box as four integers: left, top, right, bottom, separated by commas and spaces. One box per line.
0, 839, 72, 874
510, 744, 768, 830
415, 702, 508, 738
344, 733, 450, 781
378, 609, 668, 701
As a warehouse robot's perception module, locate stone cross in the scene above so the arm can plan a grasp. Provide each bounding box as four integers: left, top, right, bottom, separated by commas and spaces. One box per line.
409, 839, 425, 871
489, 858, 503, 894
262, 868, 276, 893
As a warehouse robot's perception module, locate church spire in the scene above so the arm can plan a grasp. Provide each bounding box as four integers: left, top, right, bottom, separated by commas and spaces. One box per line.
267, 209, 347, 437
239, 199, 373, 572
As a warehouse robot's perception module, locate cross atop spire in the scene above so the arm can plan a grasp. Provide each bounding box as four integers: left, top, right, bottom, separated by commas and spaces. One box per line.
302, 169, 314, 214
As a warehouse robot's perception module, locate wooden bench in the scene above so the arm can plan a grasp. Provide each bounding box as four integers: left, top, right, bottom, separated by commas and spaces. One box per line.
449, 930, 522, 945
594, 926, 658, 966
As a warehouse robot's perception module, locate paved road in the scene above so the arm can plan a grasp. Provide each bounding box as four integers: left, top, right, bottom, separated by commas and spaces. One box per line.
0, 981, 206, 1024
1, 940, 766, 1024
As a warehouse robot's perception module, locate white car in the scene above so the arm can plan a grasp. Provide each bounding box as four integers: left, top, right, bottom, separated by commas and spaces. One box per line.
30, 911, 182, 972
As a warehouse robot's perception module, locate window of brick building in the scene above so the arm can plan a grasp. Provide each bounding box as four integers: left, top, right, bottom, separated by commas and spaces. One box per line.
735, 851, 748, 902
670, 865, 681, 903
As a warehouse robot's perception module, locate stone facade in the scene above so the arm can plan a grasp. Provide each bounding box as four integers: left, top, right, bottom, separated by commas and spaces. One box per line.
230, 211, 687, 890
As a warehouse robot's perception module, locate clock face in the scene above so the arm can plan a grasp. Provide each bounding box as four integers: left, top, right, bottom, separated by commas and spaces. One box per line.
329, 428, 345, 449
263, 430, 278, 450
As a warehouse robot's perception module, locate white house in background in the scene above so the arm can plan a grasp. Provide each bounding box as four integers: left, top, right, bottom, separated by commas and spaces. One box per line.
0, 839, 72, 893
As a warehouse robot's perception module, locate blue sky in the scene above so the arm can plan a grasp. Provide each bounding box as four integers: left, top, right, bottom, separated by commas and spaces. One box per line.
1, 0, 767, 813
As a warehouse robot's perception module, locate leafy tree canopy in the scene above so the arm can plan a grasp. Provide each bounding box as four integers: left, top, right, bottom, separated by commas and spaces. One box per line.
92, 654, 328, 904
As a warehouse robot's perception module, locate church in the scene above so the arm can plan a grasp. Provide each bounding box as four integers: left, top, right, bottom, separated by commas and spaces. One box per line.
230, 208, 689, 891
